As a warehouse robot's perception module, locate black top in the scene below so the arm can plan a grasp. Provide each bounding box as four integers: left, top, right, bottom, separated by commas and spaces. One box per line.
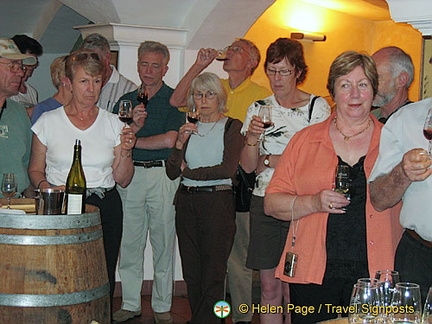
325, 156, 368, 279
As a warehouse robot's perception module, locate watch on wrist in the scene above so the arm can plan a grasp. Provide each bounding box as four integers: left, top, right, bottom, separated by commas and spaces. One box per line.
263, 154, 271, 167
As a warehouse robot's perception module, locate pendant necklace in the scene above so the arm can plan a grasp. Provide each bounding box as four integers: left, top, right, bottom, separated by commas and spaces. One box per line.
334, 116, 371, 141
198, 115, 224, 137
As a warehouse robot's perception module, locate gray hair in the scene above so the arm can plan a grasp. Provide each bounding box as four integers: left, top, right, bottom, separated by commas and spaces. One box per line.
138, 41, 170, 65
374, 46, 414, 88
80, 33, 110, 55
187, 72, 227, 113
236, 38, 261, 74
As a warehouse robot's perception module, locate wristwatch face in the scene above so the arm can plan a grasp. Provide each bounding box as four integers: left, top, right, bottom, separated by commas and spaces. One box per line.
263, 156, 270, 166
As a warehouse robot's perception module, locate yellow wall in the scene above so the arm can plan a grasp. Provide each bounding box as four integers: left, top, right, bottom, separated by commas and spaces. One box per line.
245, 0, 423, 102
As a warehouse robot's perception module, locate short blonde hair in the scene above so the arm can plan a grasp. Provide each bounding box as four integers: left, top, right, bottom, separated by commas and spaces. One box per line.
50, 55, 67, 89
187, 72, 227, 113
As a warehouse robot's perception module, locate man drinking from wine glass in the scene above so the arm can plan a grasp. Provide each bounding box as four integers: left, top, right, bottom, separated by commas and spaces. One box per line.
369, 97, 432, 302
112, 41, 185, 324
0, 38, 36, 199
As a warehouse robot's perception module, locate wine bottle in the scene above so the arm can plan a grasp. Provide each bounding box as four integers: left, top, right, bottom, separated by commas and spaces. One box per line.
65, 139, 86, 214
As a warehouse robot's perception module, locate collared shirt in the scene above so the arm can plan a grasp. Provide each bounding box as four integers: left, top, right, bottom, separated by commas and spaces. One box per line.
221, 77, 271, 122
113, 83, 185, 161
267, 113, 403, 284
0, 99, 32, 196
369, 98, 432, 241
98, 65, 137, 113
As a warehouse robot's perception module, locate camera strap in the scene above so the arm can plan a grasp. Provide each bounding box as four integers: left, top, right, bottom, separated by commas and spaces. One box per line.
290, 195, 300, 252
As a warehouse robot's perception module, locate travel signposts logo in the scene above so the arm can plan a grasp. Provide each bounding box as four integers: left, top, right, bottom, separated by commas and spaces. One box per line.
214, 300, 231, 319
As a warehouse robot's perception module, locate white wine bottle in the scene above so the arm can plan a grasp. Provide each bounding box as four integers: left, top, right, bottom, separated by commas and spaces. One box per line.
66, 139, 86, 214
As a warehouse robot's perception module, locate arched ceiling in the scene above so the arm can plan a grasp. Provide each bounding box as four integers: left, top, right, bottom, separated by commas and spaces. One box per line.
0, 0, 394, 55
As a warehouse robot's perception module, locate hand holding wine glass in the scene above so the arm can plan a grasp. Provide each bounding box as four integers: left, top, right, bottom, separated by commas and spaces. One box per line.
423, 107, 432, 157
118, 100, 133, 125
258, 105, 272, 142
2, 173, 17, 209
334, 165, 350, 200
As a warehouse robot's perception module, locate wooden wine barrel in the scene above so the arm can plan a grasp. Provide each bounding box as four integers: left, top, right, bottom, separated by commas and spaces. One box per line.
0, 205, 110, 324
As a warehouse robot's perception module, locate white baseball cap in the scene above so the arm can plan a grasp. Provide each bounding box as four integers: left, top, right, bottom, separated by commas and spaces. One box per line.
0, 38, 37, 65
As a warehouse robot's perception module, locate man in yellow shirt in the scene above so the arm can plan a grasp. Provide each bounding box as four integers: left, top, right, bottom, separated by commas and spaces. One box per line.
170, 38, 270, 324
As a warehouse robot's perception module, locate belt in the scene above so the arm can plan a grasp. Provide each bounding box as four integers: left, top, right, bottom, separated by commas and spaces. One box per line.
133, 160, 164, 168
180, 184, 232, 193
406, 229, 432, 249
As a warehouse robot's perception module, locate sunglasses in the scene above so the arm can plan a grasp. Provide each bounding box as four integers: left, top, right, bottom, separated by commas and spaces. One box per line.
71, 52, 101, 61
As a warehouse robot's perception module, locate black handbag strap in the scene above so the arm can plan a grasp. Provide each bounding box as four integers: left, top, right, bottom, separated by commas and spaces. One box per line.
308, 95, 320, 122
237, 165, 255, 189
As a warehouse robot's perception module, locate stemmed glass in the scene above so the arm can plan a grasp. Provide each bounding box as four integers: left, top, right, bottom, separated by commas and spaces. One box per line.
137, 85, 148, 106
423, 287, 432, 324
118, 100, 133, 125
334, 165, 350, 200
374, 270, 400, 307
423, 108, 432, 156
258, 105, 272, 142
348, 282, 381, 323
390, 282, 422, 323
1, 173, 17, 209
186, 106, 204, 137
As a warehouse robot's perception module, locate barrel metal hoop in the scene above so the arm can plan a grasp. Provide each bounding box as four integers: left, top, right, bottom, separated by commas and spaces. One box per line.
0, 282, 109, 307
0, 212, 100, 230
0, 228, 102, 245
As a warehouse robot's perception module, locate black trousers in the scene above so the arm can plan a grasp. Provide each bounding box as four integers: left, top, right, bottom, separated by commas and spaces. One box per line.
86, 188, 123, 308
175, 189, 236, 324
395, 230, 432, 303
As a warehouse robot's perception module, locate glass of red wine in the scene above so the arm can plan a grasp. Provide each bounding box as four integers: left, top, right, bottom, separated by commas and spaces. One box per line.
423, 107, 432, 156
137, 85, 148, 106
118, 100, 133, 125
186, 106, 202, 136
258, 105, 272, 142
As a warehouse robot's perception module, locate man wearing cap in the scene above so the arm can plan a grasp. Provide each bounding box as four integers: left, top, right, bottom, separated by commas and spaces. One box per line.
170, 38, 270, 324
10, 35, 43, 112
0, 38, 37, 198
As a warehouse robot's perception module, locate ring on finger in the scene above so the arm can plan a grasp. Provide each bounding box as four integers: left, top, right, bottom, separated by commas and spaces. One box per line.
329, 202, 333, 209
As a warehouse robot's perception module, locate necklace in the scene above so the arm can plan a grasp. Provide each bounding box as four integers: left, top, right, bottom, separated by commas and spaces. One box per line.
198, 116, 224, 137
334, 116, 371, 141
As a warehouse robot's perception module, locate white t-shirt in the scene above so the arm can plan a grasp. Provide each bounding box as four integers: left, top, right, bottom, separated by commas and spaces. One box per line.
32, 106, 123, 188
369, 98, 432, 241
241, 94, 331, 196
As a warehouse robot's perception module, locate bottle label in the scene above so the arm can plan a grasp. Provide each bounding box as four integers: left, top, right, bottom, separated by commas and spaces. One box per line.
67, 194, 83, 215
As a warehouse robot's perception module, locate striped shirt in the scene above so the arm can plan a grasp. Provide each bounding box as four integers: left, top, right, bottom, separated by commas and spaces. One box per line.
98, 65, 137, 112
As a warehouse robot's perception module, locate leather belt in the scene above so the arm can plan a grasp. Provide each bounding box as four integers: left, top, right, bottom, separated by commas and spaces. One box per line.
406, 229, 432, 249
180, 184, 232, 193
133, 160, 164, 168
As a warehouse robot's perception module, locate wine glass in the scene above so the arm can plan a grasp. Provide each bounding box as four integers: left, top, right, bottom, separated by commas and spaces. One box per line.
335, 165, 351, 202
216, 46, 228, 61
118, 100, 133, 125
137, 85, 148, 106
390, 282, 422, 323
348, 283, 382, 323
423, 108, 432, 157
1, 173, 17, 209
423, 287, 432, 324
186, 106, 200, 124
374, 270, 400, 307
258, 105, 272, 142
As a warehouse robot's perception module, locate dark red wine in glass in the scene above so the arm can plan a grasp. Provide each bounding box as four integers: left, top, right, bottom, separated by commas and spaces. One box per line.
424, 129, 432, 141
263, 122, 272, 129
119, 116, 133, 123
137, 87, 148, 106
187, 115, 199, 124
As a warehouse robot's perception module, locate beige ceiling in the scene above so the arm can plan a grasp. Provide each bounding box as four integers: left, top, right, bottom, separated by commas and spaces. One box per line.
301, 0, 390, 21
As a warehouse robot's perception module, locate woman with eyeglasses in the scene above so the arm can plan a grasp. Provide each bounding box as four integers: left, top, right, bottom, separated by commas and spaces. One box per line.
28, 50, 136, 310
240, 38, 331, 324
166, 72, 243, 324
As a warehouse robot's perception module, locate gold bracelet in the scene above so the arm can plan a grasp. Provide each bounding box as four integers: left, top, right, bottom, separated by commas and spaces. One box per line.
245, 138, 258, 146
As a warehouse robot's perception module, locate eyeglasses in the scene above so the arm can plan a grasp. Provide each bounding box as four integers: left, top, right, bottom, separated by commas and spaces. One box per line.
71, 52, 100, 61
266, 68, 294, 77
0, 61, 24, 73
193, 91, 217, 100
